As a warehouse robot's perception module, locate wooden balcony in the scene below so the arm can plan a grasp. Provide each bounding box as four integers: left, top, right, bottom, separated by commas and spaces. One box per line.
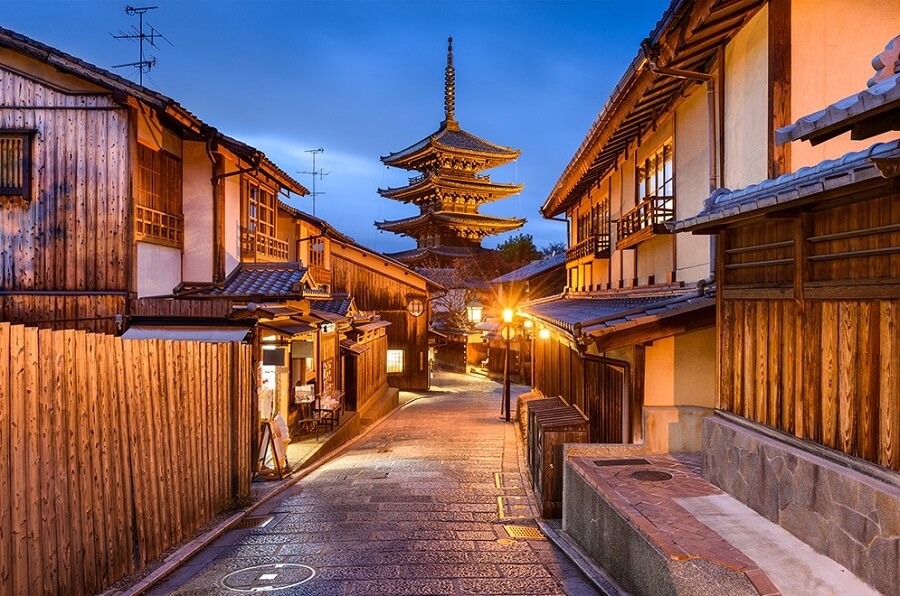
566, 233, 611, 262
241, 228, 290, 261
135, 205, 183, 248
308, 263, 331, 285
616, 195, 674, 250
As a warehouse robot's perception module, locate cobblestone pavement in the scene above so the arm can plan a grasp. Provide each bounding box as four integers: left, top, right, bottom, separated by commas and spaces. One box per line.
152, 373, 599, 595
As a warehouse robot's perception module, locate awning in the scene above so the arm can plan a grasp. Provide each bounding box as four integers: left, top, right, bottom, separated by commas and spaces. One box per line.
257, 318, 317, 337
353, 320, 392, 333
122, 325, 251, 342
340, 339, 370, 356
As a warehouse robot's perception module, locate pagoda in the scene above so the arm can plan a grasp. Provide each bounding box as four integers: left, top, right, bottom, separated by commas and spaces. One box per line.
376, 38, 525, 267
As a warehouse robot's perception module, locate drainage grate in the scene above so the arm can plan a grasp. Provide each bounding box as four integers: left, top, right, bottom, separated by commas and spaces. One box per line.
503, 525, 546, 540
630, 470, 674, 482
233, 515, 273, 530
594, 458, 651, 467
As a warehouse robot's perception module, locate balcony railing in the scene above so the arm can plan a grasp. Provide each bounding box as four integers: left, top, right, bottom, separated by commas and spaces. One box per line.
135, 205, 183, 248
241, 227, 290, 261
566, 233, 611, 261
308, 263, 331, 286
616, 195, 674, 250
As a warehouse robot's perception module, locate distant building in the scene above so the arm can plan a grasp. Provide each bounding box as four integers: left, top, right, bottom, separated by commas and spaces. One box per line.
376, 38, 525, 267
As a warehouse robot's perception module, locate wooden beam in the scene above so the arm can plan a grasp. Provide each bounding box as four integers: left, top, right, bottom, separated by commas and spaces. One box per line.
768, 0, 791, 178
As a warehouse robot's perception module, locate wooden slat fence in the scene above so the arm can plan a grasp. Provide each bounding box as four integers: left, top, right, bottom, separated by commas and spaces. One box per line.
0, 322, 254, 595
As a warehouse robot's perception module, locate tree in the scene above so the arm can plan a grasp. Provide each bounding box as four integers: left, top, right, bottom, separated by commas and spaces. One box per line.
540, 241, 566, 257
496, 233, 540, 269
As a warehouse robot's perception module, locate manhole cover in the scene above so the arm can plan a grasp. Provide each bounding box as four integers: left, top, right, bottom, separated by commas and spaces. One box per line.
503, 525, 546, 540
233, 515, 273, 530
220, 563, 316, 592
631, 470, 674, 482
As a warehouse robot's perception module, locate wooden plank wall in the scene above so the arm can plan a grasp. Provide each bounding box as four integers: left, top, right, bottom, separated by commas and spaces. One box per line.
721, 298, 900, 470
353, 334, 388, 412
132, 297, 232, 318
0, 67, 131, 327
0, 294, 125, 334
0, 322, 254, 595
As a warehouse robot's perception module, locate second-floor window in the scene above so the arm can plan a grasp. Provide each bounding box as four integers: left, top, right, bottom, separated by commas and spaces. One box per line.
135, 143, 183, 247
242, 179, 288, 260
0, 131, 33, 201
637, 140, 673, 201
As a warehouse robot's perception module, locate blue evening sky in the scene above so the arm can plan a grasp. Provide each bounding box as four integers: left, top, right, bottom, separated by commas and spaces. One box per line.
3, 0, 669, 254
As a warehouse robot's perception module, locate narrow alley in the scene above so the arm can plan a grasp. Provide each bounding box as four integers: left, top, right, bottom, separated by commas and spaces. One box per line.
150, 373, 602, 595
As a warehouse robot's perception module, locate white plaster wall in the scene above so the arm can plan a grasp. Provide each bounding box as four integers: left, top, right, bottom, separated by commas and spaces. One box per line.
673, 326, 716, 408
790, 0, 900, 169
136, 242, 182, 297
644, 336, 675, 407
636, 235, 673, 284
182, 140, 214, 282
224, 169, 242, 275
674, 83, 713, 283
724, 5, 769, 190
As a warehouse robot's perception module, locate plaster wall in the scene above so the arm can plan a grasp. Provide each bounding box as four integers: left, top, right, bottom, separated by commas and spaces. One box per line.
224, 169, 241, 276
674, 84, 713, 283
790, 0, 900, 169
644, 337, 675, 407
635, 234, 673, 285
723, 5, 768, 190
135, 104, 181, 157
136, 242, 181, 297
674, 326, 716, 408
182, 140, 213, 282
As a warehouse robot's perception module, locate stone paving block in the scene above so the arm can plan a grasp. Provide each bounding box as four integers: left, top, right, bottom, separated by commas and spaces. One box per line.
458, 577, 564, 594
345, 578, 457, 595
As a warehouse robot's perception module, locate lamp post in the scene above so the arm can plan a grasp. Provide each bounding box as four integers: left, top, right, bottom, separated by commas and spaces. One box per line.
501, 308, 514, 422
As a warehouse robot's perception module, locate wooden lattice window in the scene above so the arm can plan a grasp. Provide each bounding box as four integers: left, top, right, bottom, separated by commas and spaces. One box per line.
386, 349, 404, 374
245, 180, 276, 238
637, 140, 673, 202
0, 131, 33, 200
135, 143, 183, 247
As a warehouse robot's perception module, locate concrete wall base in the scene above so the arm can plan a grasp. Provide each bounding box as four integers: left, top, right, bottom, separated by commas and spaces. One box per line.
703, 413, 900, 595
562, 456, 756, 596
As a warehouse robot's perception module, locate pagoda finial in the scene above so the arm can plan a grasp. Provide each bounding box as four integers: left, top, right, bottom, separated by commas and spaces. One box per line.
443, 36, 458, 129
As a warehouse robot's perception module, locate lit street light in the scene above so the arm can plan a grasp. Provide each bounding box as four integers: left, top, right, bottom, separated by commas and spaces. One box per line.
502, 308, 514, 422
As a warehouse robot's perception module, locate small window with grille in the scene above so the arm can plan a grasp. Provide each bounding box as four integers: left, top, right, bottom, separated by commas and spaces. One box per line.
0, 131, 33, 200
386, 349, 404, 374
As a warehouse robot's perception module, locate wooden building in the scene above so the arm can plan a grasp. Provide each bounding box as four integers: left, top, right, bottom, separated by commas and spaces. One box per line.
377, 38, 525, 267
674, 32, 900, 593
0, 26, 308, 334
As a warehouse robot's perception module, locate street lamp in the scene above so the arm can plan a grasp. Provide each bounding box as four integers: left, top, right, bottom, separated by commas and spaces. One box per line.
501, 308, 514, 422
465, 299, 484, 325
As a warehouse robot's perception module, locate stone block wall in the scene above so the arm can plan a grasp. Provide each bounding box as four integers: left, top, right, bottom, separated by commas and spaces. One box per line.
703, 414, 900, 595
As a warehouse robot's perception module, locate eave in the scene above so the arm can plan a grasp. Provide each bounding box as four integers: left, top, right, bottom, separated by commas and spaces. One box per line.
376, 211, 525, 236
378, 172, 523, 203
541, 0, 765, 218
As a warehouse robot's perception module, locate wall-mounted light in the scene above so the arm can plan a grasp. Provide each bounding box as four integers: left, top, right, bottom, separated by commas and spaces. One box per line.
539, 328, 551, 340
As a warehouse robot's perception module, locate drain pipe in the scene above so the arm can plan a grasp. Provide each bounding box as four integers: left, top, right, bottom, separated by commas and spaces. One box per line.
641, 40, 720, 286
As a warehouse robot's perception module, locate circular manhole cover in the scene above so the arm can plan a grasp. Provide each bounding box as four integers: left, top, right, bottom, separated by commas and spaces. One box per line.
630, 470, 674, 482
219, 563, 316, 592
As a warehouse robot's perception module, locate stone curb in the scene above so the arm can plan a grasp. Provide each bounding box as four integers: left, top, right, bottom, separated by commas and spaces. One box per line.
114, 393, 430, 596
535, 519, 627, 596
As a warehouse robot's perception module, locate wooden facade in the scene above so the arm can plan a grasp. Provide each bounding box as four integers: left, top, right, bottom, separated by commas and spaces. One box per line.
0, 322, 254, 595
330, 244, 434, 390
713, 185, 900, 471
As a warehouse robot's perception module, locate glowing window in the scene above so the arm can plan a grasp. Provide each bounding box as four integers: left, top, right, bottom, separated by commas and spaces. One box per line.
387, 349, 404, 374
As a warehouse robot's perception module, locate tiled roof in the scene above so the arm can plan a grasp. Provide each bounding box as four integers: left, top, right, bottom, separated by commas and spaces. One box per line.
310, 294, 354, 316
385, 246, 484, 262
776, 73, 900, 145
376, 210, 525, 233
382, 124, 520, 164
522, 288, 714, 341
180, 262, 321, 300
674, 140, 900, 231
490, 253, 566, 284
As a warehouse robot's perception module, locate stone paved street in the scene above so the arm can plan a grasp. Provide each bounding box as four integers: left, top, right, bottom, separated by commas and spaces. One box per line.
150, 373, 600, 595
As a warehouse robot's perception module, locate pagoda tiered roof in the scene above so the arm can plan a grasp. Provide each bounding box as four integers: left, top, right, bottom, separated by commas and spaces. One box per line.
381, 124, 521, 172
377, 169, 523, 205
384, 245, 487, 265
376, 210, 525, 239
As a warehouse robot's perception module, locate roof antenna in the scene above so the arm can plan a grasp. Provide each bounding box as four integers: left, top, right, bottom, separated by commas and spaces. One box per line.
300, 148, 328, 216
112, 5, 173, 86
442, 36, 458, 130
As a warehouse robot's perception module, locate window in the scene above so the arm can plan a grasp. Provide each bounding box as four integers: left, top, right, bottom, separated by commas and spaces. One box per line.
0, 131, 33, 200
387, 349, 404, 374
242, 179, 287, 260
637, 140, 673, 201
135, 143, 183, 247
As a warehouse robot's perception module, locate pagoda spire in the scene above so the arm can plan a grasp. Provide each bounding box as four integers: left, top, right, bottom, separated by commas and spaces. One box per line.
442, 37, 458, 130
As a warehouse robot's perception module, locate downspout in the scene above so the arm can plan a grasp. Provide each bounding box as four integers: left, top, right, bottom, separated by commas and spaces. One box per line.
641, 40, 720, 285
204, 131, 224, 284
546, 214, 570, 290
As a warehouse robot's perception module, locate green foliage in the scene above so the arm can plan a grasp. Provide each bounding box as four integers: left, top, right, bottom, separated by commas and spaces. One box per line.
540, 241, 566, 257
496, 233, 540, 267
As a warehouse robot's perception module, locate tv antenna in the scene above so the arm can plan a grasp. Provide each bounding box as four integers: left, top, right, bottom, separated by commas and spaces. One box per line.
300, 148, 328, 216
112, 5, 173, 86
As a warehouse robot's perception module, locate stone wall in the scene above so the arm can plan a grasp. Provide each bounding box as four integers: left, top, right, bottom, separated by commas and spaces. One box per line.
703, 414, 900, 595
